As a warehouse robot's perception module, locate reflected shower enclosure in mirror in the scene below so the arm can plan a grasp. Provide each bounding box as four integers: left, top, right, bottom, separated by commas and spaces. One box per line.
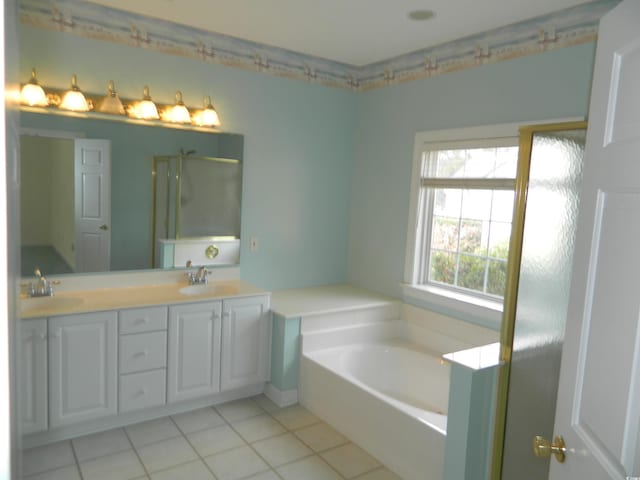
19, 111, 243, 277
152, 153, 242, 269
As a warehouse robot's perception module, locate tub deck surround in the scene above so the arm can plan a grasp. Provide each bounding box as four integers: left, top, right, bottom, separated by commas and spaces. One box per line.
267, 284, 400, 407
20, 278, 265, 319
443, 341, 501, 370
271, 284, 399, 320
292, 292, 501, 480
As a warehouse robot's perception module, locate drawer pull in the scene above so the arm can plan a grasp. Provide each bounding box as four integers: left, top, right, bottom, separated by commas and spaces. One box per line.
137, 388, 147, 397
134, 349, 149, 358
135, 318, 150, 325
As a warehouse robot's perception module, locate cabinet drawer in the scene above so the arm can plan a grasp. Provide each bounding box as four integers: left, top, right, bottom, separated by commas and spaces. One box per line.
120, 306, 167, 334
119, 369, 166, 413
119, 331, 167, 374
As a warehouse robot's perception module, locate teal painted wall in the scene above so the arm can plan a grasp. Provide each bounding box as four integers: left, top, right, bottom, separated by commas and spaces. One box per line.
19, 26, 597, 302
270, 314, 301, 391
19, 25, 357, 290
444, 364, 498, 480
348, 43, 596, 303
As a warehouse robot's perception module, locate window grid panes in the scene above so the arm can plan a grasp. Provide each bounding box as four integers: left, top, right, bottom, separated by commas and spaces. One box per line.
420, 146, 518, 300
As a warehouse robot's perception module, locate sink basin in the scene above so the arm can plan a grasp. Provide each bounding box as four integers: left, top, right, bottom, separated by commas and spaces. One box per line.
179, 284, 239, 297
20, 296, 84, 315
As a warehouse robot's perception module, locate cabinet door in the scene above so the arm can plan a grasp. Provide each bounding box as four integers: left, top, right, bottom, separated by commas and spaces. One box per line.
20, 318, 48, 434
49, 311, 118, 427
221, 296, 271, 391
167, 302, 222, 403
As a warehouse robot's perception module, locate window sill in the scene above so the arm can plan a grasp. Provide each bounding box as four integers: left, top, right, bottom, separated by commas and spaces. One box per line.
401, 283, 503, 330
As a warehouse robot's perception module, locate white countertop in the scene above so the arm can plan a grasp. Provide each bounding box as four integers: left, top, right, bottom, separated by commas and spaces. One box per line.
271, 284, 398, 318
20, 279, 267, 319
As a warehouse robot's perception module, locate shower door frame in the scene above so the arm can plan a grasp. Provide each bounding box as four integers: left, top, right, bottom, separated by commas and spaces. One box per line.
490, 120, 588, 480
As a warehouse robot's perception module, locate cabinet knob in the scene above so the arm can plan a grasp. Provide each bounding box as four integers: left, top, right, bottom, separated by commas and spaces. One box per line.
137, 388, 147, 397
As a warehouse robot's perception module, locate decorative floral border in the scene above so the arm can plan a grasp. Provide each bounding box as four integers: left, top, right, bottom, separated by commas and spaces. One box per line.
20, 0, 620, 91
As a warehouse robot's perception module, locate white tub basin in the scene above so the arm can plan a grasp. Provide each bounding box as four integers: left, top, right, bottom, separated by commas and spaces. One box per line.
179, 284, 239, 297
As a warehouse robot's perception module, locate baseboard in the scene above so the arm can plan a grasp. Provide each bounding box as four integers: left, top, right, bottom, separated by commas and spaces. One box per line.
264, 383, 298, 407
22, 383, 265, 448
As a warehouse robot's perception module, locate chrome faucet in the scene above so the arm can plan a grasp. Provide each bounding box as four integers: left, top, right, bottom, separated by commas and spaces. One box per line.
186, 263, 210, 285
29, 268, 55, 297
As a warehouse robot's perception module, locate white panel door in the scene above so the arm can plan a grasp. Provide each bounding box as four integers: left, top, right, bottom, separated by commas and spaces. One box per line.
220, 296, 271, 391
19, 318, 48, 434
49, 311, 118, 427
167, 302, 222, 403
74, 139, 111, 272
549, 1, 640, 479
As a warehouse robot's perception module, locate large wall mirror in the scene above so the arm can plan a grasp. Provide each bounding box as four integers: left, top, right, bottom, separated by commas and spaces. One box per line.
19, 111, 243, 277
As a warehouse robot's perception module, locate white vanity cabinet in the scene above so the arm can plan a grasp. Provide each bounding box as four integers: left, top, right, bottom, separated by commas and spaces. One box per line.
20, 288, 272, 445
20, 318, 48, 434
167, 301, 222, 403
118, 306, 168, 413
221, 295, 271, 391
167, 296, 272, 401
48, 311, 118, 428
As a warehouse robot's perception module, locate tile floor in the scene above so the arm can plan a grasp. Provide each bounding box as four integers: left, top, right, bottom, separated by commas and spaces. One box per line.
21, 395, 402, 480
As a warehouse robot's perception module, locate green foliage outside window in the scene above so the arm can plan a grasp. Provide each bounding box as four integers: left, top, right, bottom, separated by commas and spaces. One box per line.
429, 218, 509, 297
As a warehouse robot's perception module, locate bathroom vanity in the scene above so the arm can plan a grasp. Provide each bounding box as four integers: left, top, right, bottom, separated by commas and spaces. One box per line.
19, 280, 271, 447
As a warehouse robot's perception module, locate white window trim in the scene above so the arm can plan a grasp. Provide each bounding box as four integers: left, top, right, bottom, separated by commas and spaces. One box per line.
404, 119, 583, 327
402, 283, 503, 327
404, 122, 523, 327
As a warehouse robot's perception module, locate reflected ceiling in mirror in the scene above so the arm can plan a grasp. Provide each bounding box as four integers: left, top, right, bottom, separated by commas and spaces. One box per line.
19, 110, 243, 277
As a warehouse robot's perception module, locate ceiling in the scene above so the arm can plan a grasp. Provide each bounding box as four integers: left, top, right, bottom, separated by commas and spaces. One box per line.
86, 0, 598, 66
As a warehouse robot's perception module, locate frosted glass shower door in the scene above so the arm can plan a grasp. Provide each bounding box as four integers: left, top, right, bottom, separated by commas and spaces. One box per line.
178, 157, 242, 238
499, 126, 586, 479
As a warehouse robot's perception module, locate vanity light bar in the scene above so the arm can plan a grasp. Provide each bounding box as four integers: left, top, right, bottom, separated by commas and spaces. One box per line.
19, 69, 221, 128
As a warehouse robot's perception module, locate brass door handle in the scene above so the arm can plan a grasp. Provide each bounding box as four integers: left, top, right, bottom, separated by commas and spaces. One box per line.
533, 435, 566, 463
99, 224, 109, 231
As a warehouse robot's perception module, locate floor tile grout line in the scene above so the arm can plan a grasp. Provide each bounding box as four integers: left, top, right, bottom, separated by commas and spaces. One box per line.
320, 443, 385, 479
268, 404, 386, 479
124, 417, 184, 449
142, 412, 222, 479
63, 439, 84, 480
121, 424, 153, 479
70, 427, 139, 475
287, 433, 351, 478
258, 401, 350, 479
215, 400, 287, 479
248, 397, 348, 479
352, 466, 398, 479
189, 404, 282, 480
68, 437, 86, 480
25, 398, 390, 480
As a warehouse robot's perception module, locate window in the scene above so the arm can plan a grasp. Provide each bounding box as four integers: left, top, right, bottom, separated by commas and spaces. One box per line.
404, 125, 519, 323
